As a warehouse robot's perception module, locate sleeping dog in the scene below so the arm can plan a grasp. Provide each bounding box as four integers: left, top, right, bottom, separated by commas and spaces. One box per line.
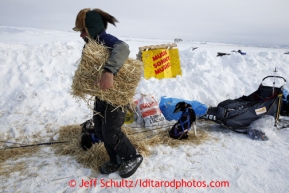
169, 102, 197, 139
80, 119, 101, 150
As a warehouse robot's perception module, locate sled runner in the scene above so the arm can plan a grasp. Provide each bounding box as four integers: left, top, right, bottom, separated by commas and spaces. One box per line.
201, 75, 286, 133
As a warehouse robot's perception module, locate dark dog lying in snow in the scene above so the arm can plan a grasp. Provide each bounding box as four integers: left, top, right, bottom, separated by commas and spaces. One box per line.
169, 102, 197, 139
80, 119, 101, 150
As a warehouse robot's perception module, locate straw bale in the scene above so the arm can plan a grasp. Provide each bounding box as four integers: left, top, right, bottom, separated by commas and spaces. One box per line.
71, 40, 143, 108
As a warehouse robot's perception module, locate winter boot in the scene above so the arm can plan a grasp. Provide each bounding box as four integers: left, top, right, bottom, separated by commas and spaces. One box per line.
99, 154, 123, 174
118, 154, 143, 178
99, 161, 120, 174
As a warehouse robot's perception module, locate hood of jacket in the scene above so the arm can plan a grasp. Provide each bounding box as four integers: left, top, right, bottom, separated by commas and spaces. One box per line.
73, 8, 118, 39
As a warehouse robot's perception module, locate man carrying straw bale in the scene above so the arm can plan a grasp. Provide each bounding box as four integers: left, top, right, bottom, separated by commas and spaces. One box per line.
72, 8, 143, 178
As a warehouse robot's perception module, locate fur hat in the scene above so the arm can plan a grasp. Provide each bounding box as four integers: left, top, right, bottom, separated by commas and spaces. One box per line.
73, 8, 90, 32
73, 8, 118, 38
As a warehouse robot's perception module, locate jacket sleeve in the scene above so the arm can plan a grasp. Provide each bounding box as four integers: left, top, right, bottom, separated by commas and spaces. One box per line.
104, 41, 130, 75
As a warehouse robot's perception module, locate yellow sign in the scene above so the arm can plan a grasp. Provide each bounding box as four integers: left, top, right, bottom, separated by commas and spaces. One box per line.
142, 48, 182, 79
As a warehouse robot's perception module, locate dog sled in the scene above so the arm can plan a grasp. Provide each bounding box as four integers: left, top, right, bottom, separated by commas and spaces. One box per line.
200, 75, 286, 133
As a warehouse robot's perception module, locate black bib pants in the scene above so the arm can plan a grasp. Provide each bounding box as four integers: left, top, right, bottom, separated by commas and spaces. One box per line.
93, 97, 136, 163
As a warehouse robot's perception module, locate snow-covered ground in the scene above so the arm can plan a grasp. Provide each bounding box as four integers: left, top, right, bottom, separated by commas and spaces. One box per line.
1, 26, 289, 192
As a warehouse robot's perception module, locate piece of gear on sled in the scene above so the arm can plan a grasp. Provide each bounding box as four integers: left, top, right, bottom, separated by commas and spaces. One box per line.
200, 75, 287, 140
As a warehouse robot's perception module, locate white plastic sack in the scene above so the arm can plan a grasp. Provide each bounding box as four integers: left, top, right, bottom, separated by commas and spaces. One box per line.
137, 94, 166, 128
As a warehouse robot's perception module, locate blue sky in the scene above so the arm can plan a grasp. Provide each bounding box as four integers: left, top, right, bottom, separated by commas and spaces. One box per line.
0, 0, 288, 46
